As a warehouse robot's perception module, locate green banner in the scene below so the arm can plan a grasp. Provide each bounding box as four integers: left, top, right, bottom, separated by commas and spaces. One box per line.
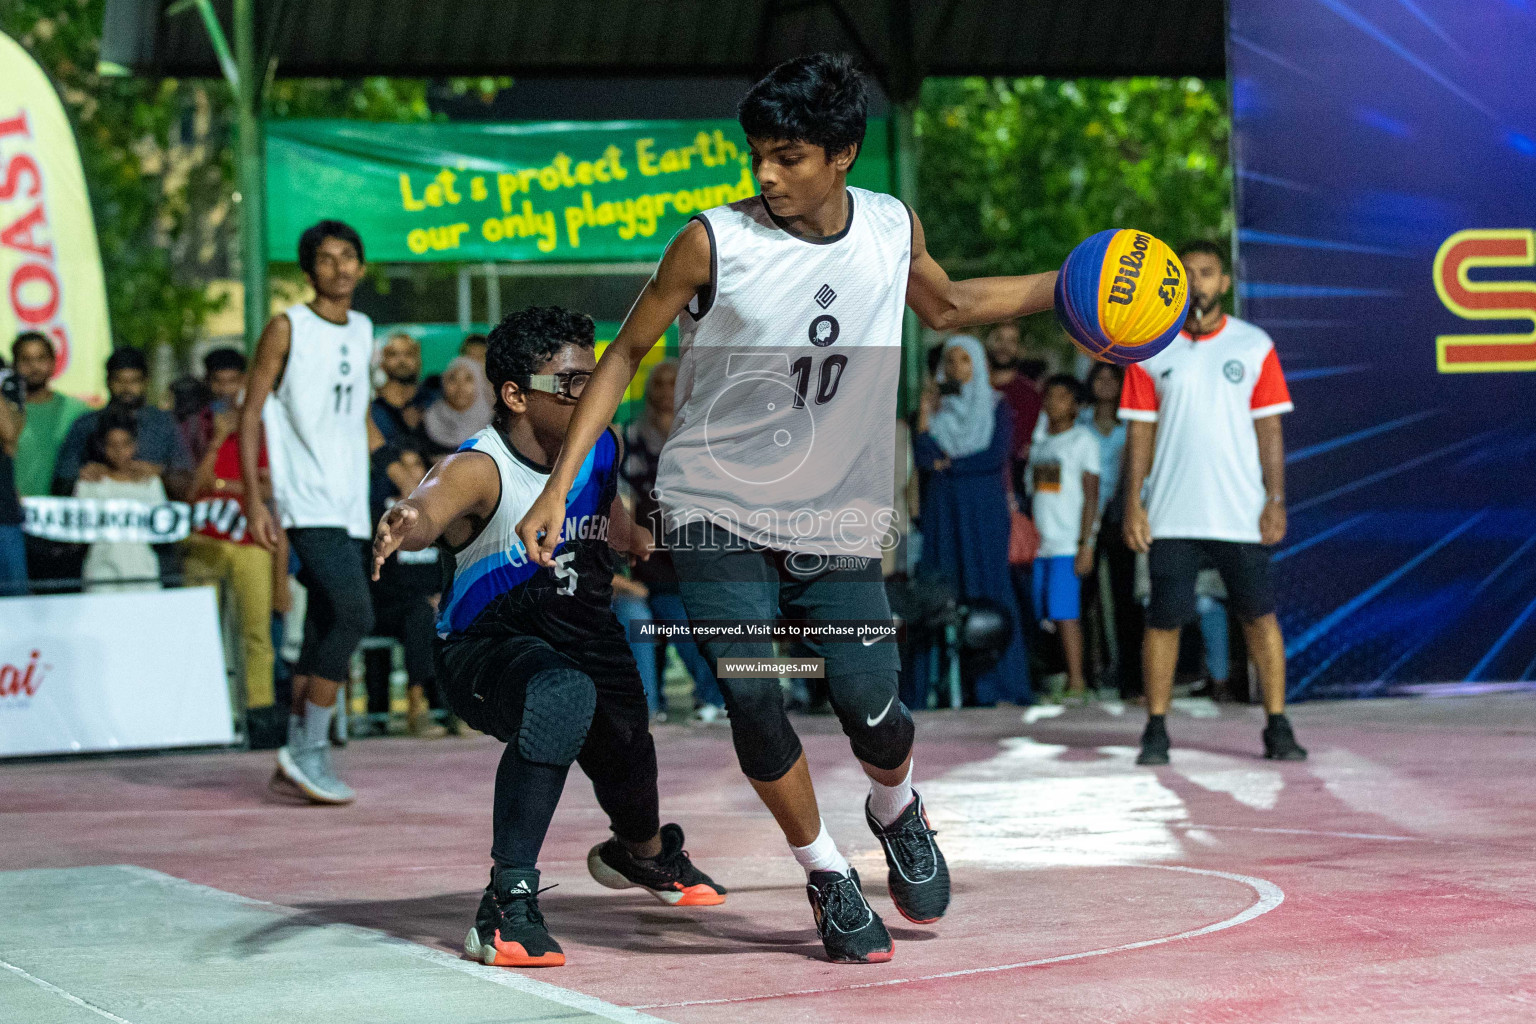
267, 119, 890, 264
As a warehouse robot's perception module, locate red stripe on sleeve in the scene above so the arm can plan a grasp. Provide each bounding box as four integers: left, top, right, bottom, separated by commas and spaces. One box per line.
1251, 347, 1292, 410
1120, 362, 1159, 414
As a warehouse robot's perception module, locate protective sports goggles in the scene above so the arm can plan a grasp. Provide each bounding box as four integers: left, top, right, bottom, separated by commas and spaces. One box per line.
523, 371, 591, 400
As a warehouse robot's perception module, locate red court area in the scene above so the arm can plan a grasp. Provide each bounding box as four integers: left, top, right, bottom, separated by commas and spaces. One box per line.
4, 695, 1534, 1023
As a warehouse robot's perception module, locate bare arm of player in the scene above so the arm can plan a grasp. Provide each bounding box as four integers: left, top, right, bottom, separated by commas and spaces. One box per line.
515, 221, 711, 567
1122, 420, 1156, 553
906, 210, 1059, 330
240, 314, 291, 552
1255, 414, 1287, 546
371, 450, 499, 581
606, 495, 653, 563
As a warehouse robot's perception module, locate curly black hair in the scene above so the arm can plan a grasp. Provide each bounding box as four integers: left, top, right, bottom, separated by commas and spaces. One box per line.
485, 306, 596, 421
298, 220, 364, 277
738, 53, 868, 167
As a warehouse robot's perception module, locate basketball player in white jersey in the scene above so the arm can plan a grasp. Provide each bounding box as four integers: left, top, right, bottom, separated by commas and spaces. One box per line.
516, 55, 1060, 964
371, 306, 725, 968
241, 220, 379, 805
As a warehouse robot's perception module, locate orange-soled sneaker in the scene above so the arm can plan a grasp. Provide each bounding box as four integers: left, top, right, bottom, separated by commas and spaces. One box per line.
464, 867, 565, 968
807, 867, 894, 964
587, 823, 727, 906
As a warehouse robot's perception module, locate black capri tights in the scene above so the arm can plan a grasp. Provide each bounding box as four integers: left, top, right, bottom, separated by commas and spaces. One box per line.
436, 628, 660, 870
668, 523, 913, 782
289, 527, 375, 683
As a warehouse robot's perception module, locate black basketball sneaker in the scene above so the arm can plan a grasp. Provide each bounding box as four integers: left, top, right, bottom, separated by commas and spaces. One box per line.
464, 867, 564, 968
1137, 716, 1171, 765
806, 868, 894, 964
865, 791, 950, 923
1262, 715, 1308, 761
587, 822, 726, 906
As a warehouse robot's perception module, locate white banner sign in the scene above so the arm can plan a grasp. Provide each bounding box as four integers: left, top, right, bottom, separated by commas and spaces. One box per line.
0, 587, 235, 757
20, 496, 254, 544
22, 495, 191, 544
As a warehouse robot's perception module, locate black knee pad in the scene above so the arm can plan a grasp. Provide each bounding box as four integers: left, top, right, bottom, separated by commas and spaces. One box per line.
517, 668, 596, 767
833, 671, 914, 772
717, 678, 803, 782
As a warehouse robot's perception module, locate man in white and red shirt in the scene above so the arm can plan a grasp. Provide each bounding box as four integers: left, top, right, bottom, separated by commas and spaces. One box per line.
1118, 240, 1307, 764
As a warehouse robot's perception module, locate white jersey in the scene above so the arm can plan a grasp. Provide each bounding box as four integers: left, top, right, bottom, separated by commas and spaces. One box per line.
262, 302, 373, 539
655, 187, 911, 558
1118, 315, 1294, 543
1027, 423, 1102, 558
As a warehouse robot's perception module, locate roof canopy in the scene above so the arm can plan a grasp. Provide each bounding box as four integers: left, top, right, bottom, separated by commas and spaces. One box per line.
102, 0, 1226, 100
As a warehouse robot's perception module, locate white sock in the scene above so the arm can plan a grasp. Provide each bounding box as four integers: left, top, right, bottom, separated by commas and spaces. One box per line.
867, 761, 914, 828
790, 820, 850, 878
287, 712, 303, 748
300, 700, 335, 751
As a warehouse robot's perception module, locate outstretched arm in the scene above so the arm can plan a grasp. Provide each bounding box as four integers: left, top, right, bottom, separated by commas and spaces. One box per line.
516, 220, 711, 566
906, 210, 1059, 330
372, 450, 498, 580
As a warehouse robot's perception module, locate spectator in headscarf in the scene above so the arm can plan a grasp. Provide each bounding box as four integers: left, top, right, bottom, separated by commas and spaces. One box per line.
911, 335, 1031, 706
421, 356, 494, 457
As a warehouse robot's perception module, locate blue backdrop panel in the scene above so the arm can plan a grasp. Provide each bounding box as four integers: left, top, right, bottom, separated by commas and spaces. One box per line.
1228, 1, 1536, 698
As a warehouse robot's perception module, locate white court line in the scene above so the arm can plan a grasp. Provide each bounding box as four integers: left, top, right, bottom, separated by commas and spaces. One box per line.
1174, 823, 1430, 843
371, 930, 669, 1024
633, 865, 1285, 1010
110, 865, 668, 1024
0, 956, 136, 1024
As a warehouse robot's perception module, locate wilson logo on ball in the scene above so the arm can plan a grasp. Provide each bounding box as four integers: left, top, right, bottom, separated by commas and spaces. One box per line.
1055, 228, 1190, 366
1106, 232, 1151, 306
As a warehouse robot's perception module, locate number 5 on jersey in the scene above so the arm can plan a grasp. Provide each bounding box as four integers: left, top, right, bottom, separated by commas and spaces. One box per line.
552, 550, 578, 595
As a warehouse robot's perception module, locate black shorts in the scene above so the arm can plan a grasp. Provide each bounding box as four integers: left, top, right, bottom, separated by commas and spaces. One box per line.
435, 623, 645, 744
666, 522, 908, 781
289, 527, 374, 682
1146, 538, 1275, 630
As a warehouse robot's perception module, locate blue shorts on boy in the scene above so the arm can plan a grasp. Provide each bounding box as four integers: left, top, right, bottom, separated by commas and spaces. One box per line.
1026, 422, 1101, 623
1032, 555, 1080, 622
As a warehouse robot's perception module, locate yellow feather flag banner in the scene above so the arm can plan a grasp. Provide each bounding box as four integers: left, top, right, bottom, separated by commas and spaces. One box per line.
0, 31, 109, 405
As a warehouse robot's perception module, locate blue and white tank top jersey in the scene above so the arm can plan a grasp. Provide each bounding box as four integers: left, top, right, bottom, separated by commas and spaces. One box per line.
437, 426, 620, 641
655, 187, 911, 559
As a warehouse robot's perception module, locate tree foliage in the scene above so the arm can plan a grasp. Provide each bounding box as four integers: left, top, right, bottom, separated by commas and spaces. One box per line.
2, 1, 499, 354
5, 2, 1229, 361
916, 76, 1231, 351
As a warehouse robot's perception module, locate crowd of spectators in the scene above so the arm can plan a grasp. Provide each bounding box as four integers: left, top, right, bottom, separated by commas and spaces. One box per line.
904, 312, 1247, 711
0, 327, 502, 746
4, 241, 1268, 738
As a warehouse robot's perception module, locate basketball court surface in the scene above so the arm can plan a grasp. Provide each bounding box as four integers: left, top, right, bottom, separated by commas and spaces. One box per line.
3, 694, 1533, 1023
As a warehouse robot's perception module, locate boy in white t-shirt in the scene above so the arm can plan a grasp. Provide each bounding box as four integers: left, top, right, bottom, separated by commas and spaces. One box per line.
1027, 375, 1101, 701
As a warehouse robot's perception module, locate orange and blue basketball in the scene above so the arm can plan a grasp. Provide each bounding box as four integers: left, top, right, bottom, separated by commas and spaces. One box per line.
1054, 228, 1190, 365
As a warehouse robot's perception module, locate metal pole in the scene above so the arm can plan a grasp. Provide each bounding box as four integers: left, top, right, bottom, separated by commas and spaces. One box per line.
483, 262, 500, 327
457, 266, 472, 331
232, 0, 267, 355
891, 101, 921, 418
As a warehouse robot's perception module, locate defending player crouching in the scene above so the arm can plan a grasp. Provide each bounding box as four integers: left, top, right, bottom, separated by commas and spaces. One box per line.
372, 307, 725, 968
